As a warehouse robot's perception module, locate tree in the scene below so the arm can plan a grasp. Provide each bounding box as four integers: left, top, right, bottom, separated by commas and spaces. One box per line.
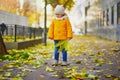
47, 0, 75, 10
0, 33, 8, 54
0, 0, 18, 14
0, 0, 41, 26
20, 0, 41, 26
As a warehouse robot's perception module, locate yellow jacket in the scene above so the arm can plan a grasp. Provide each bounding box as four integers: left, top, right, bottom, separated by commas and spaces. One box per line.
48, 18, 73, 40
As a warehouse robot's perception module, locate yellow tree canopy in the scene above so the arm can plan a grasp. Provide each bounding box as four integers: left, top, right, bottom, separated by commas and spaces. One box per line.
0, 0, 18, 14
0, 0, 41, 26
28, 11, 40, 25
47, 0, 75, 10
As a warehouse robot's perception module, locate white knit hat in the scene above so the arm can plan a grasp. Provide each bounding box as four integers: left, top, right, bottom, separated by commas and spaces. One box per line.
54, 5, 65, 14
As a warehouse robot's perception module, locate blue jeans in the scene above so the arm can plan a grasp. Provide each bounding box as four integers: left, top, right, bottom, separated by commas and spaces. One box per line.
54, 40, 67, 62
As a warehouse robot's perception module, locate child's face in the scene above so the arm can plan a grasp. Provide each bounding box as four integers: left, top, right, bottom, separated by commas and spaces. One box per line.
55, 14, 63, 18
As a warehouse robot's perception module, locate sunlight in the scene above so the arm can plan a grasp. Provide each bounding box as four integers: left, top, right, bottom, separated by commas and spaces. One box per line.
19, 0, 24, 9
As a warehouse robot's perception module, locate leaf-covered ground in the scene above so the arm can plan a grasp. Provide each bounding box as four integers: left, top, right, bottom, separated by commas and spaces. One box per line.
0, 35, 120, 80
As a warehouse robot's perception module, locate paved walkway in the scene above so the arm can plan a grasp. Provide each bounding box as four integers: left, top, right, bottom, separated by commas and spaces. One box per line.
0, 35, 120, 80
24, 36, 120, 80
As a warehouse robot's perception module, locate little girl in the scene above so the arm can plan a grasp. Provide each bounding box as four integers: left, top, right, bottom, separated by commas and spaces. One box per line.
48, 5, 73, 66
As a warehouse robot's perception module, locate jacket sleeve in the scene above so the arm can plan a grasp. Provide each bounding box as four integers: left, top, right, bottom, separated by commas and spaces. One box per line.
66, 19, 73, 38
48, 20, 54, 39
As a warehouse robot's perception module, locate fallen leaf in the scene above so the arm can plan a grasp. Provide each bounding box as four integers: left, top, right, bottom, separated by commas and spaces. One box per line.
75, 60, 82, 64
12, 77, 23, 80
4, 72, 12, 77
45, 66, 54, 72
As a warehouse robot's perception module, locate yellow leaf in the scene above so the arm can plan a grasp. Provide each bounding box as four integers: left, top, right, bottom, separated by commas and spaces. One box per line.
88, 74, 96, 79
0, 74, 3, 79
72, 66, 78, 69
4, 72, 12, 77
81, 68, 86, 73
108, 61, 113, 65
12, 77, 23, 80
45, 66, 54, 72
0, 59, 2, 62
3, 64, 14, 70
104, 74, 112, 78
117, 66, 120, 70
114, 78, 119, 80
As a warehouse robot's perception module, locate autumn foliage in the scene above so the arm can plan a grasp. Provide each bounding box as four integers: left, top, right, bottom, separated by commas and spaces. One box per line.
0, 0, 40, 25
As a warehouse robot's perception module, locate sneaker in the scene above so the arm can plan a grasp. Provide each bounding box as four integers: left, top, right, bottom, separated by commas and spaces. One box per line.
52, 60, 58, 66
61, 61, 67, 66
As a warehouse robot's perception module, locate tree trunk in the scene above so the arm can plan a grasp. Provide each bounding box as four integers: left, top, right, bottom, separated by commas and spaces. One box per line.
0, 32, 8, 54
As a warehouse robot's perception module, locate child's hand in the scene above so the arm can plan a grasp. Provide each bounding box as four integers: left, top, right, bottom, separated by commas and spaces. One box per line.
48, 37, 53, 40
68, 38, 72, 41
